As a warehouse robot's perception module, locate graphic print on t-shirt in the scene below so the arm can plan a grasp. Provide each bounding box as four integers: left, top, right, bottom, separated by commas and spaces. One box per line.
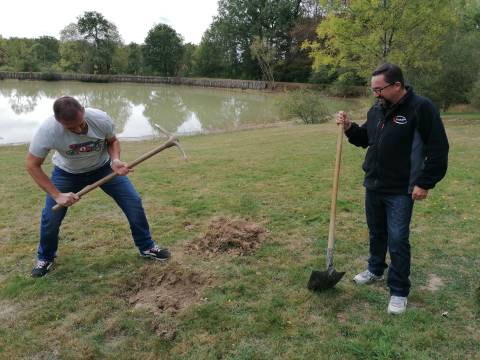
66, 139, 104, 155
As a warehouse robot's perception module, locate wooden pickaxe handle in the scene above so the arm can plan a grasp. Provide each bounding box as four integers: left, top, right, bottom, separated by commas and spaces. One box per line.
52, 135, 186, 211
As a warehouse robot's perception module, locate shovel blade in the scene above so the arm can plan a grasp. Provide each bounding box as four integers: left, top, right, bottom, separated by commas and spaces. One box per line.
307, 269, 345, 291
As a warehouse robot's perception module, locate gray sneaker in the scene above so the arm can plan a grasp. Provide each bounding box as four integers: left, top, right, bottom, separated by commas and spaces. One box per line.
388, 296, 408, 315
353, 269, 383, 284
140, 245, 171, 261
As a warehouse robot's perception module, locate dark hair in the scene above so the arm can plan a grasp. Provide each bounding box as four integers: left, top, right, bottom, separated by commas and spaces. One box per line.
53, 96, 83, 121
372, 63, 405, 87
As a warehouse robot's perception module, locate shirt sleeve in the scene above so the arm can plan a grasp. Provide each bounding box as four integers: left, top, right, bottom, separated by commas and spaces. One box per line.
104, 113, 116, 139
28, 125, 54, 158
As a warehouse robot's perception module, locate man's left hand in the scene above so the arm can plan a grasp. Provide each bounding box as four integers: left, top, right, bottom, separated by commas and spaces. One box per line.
412, 186, 428, 201
111, 159, 131, 176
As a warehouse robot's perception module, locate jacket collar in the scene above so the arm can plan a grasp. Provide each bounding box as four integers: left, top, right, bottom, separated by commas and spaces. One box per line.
374, 85, 414, 117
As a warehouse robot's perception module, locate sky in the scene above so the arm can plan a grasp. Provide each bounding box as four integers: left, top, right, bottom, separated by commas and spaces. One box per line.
0, 0, 219, 45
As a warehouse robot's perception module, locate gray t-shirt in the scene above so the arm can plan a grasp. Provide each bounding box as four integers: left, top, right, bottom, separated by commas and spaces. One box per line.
29, 108, 115, 174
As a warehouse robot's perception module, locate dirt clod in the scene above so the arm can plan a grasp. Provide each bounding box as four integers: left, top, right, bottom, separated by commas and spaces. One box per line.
187, 216, 267, 256
128, 262, 208, 316
153, 323, 178, 341
424, 274, 445, 292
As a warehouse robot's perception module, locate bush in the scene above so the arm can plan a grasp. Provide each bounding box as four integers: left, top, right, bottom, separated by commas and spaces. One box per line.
40, 71, 61, 81
278, 89, 331, 124
323, 83, 367, 97
325, 71, 367, 97
308, 65, 337, 85
80, 75, 112, 83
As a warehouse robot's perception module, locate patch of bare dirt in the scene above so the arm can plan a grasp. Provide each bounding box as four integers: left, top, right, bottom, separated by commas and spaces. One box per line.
128, 262, 209, 316
186, 216, 267, 256
182, 220, 198, 232
0, 227, 11, 243
423, 274, 445, 292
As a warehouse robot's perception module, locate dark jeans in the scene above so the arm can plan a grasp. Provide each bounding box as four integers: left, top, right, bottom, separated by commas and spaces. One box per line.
38, 162, 154, 261
365, 189, 414, 297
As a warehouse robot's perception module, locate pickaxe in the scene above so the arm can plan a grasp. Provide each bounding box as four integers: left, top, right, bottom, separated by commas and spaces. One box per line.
52, 124, 187, 211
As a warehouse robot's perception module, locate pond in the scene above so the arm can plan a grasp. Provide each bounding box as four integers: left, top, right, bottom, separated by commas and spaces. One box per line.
0, 79, 365, 145
0, 79, 288, 145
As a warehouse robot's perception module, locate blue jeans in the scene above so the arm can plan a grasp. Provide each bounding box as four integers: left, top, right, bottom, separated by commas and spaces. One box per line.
38, 162, 154, 261
365, 190, 414, 297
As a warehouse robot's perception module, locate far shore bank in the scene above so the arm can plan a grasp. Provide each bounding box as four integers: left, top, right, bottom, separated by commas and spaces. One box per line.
0, 71, 367, 95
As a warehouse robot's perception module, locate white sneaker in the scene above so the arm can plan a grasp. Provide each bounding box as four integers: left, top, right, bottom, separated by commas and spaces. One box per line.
388, 296, 408, 315
353, 269, 383, 285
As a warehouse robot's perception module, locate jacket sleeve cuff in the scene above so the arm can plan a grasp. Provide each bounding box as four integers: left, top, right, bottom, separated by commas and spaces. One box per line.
344, 123, 359, 137
413, 181, 435, 190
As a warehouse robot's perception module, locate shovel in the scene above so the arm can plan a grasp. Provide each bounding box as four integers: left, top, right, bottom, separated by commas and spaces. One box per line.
307, 124, 345, 291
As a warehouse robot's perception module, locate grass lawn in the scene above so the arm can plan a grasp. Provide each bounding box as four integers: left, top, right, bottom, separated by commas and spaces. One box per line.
0, 117, 479, 359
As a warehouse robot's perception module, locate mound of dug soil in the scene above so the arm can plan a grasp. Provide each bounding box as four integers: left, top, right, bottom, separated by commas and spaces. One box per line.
187, 216, 267, 256
128, 262, 208, 316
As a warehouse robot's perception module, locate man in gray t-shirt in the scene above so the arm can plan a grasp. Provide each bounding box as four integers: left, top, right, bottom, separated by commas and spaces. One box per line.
26, 96, 171, 277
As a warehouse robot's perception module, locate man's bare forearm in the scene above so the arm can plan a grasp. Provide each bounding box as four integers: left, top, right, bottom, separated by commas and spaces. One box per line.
107, 136, 121, 161
27, 163, 60, 198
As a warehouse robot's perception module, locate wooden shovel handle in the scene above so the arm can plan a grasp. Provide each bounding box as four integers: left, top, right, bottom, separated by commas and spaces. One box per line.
327, 125, 343, 251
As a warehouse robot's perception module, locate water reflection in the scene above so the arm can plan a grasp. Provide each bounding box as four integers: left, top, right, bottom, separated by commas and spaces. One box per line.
177, 112, 203, 134
0, 79, 283, 144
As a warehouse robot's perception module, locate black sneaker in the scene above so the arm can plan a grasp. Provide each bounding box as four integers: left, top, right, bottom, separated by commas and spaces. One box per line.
31, 260, 54, 278
140, 246, 171, 261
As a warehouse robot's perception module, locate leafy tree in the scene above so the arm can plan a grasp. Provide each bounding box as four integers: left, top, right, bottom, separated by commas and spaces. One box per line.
307, 0, 456, 79
250, 36, 275, 85
417, 31, 480, 110
194, 0, 319, 80
111, 45, 129, 74
0, 36, 7, 68
143, 24, 184, 76
421, 0, 480, 110
179, 42, 197, 76
58, 23, 88, 72
32, 36, 60, 69
192, 25, 233, 78
60, 23, 83, 42
126, 43, 144, 75
77, 11, 122, 74
2, 38, 39, 71
276, 15, 320, 82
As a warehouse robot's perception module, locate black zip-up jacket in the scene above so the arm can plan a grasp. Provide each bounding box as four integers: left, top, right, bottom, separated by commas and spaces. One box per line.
345, 87, 449, 194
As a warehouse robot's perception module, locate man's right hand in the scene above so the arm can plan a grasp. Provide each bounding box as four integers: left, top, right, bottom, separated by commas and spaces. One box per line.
53, 192, 80, 207
336, 111, 352, 131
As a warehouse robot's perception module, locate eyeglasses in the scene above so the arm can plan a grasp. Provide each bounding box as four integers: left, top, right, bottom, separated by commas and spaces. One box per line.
371, 83, 394, 94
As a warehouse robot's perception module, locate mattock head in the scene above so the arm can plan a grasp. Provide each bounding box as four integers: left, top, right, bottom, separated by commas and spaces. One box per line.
154, 123, 188, 160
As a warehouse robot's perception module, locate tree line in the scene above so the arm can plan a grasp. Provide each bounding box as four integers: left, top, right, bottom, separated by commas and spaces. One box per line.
0, 1, 479, 110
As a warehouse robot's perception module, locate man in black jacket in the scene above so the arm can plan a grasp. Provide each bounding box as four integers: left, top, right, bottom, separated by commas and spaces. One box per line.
336, 63, 449, 314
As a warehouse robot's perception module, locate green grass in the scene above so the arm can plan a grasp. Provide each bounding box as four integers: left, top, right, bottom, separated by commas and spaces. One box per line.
0, 120, 479, 359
